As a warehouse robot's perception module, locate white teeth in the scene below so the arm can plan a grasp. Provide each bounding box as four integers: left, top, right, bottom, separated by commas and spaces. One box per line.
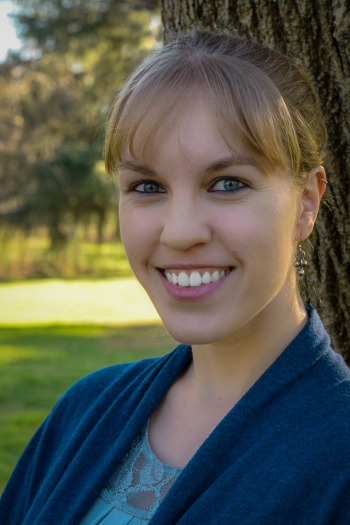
189, 271, 201, 287
201, 271, 211, 284
164, 268, 230, 286
211, 270, 220, 282
178, 272, 190, 287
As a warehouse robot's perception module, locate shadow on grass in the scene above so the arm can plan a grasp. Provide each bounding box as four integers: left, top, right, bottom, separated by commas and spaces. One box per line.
0, 324, 177, 492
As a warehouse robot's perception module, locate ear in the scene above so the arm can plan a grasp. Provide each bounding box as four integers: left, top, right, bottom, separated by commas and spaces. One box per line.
294, 166, 327, 241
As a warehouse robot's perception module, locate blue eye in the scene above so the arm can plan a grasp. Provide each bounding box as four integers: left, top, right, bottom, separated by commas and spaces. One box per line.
133, 181, 165, 193
210, 178, 245, 192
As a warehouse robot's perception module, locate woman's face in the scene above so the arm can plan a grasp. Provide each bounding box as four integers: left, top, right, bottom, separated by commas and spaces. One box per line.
118, 95, 303, 345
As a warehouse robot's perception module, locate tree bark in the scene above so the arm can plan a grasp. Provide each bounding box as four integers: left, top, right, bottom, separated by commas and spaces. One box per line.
161, 0, 350, 363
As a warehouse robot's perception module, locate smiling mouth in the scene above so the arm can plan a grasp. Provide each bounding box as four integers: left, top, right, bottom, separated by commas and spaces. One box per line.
160, 267, 233, 287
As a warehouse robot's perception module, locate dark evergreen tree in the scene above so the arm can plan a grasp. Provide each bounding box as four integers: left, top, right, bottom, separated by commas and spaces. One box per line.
0, 0, 159, 246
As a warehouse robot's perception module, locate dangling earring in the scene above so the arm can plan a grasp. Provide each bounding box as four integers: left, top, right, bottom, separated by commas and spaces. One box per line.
294, 244, 307, 277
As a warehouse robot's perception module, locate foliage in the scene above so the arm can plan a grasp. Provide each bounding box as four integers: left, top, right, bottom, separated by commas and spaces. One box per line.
0, 0, 160, 246
0, 235, 133, 279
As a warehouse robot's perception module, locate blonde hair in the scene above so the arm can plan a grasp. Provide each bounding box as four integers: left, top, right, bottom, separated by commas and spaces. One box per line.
105, 30, 327, 186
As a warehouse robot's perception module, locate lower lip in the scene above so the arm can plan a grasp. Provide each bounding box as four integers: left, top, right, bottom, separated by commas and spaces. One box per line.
158, 269, 233, 300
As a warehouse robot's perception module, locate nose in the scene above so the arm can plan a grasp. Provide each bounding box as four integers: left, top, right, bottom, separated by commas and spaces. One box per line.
160, 195, 211, 251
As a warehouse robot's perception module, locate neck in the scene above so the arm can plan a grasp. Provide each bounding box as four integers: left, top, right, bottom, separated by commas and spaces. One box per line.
189, 291, 308, 407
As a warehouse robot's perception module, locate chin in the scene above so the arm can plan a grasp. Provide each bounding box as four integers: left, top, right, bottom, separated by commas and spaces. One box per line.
162, 319, 233, 346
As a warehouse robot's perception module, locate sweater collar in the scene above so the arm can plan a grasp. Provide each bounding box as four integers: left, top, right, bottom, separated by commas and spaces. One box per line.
151, 305, 332, 523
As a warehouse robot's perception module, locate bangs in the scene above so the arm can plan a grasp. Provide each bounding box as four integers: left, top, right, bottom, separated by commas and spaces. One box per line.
105, 50, 305, 180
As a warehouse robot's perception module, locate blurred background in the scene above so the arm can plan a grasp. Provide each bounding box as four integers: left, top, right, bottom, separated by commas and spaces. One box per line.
0, 0, 176, 492
0, 0, 160, 281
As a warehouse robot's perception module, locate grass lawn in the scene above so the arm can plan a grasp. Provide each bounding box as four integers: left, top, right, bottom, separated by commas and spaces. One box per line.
0, 323, 177, 493
0, 278, 161, 326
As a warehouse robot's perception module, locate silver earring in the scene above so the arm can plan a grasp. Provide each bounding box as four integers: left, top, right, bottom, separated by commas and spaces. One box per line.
294, 244, 307, 277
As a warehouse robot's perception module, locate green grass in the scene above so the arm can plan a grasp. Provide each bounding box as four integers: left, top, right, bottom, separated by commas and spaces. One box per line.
0, 324, 177, 493
0, 277, 161, 326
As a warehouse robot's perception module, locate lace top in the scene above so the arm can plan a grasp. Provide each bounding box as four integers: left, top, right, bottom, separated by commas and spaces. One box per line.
80, 425, 182, 524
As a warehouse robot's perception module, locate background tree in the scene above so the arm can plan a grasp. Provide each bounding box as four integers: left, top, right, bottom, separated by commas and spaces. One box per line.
160, 0, 350, 362
0, 0, 159, 248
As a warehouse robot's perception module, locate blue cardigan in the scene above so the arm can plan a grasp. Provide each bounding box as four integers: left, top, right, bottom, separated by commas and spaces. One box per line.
1, 306, 350, 525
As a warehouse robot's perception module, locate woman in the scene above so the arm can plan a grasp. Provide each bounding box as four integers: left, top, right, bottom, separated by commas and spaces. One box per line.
2, 31, 350, 525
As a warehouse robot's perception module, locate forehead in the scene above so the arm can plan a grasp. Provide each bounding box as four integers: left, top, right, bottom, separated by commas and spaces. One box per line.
127, 93, 255, 172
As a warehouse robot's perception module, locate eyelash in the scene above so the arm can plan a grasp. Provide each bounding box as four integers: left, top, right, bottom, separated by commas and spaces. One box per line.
127, 179, 166, 194
209, 177, 247, 192
126, 177, 248, 194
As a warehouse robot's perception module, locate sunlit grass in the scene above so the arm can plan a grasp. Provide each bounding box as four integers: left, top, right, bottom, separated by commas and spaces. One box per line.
0, 324, 177, 493
0, 277, 161, 326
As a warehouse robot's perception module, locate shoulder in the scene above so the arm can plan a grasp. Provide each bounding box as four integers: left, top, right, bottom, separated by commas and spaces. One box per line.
1, 349, 186, 493
54, 353, 172, 419
289, 336, 350, 456
48, 343, 192, 428
315, 349, 350, 427
312, 335, 350, 404
267, 306, 350, 447
65, 356, 161, 396
299, 305, 350, 399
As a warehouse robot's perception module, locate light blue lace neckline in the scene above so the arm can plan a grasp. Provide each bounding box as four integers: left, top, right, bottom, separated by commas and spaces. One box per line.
101, 424, 182, 520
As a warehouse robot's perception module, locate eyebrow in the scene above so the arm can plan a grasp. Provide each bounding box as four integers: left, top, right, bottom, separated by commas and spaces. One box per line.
118, 155, 255, 177
204, 156, 255, 173
117, 161, 157, 177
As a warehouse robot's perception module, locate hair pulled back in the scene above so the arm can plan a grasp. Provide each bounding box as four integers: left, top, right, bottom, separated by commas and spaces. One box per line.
105, 30, 327, 187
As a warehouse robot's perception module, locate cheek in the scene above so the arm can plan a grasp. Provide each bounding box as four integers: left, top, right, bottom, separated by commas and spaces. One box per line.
246, 201, 296, 279
217, 198, 296, 269
119, 202, 160, 270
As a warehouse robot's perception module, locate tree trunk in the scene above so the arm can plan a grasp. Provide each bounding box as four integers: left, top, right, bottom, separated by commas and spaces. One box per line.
161, 0, 350, 363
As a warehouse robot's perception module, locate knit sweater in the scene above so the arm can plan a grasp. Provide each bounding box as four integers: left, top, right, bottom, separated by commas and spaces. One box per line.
1, 306, 350, 525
